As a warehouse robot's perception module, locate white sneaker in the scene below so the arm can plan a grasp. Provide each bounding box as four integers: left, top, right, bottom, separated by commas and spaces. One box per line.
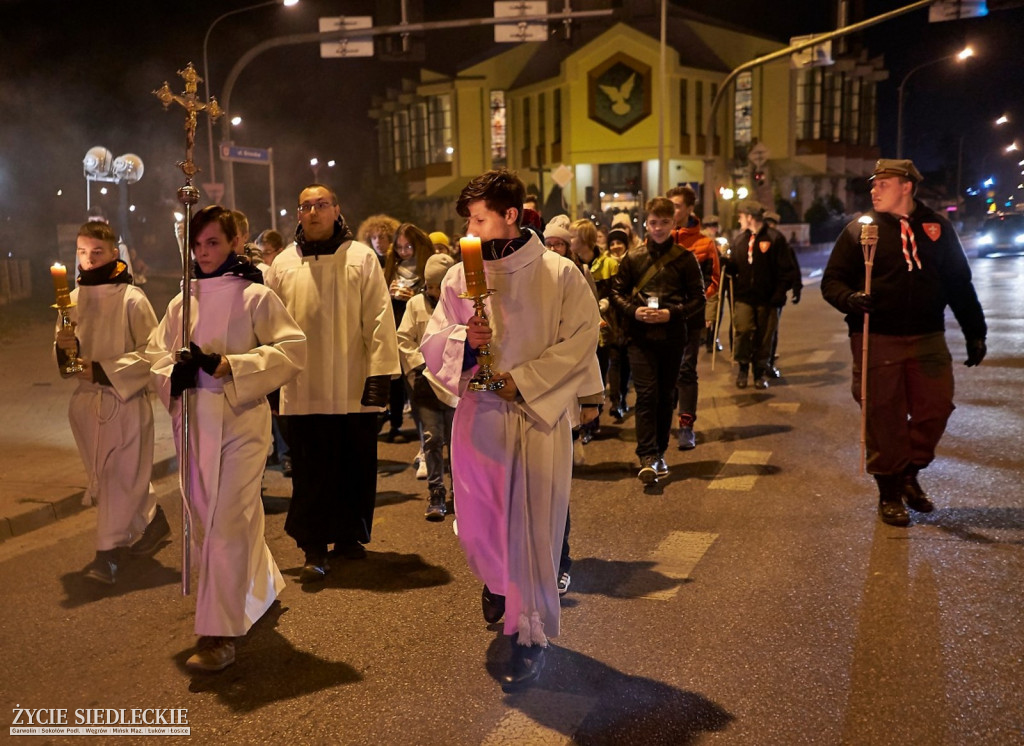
414, 450, 427, 479
573, 439, 586, 466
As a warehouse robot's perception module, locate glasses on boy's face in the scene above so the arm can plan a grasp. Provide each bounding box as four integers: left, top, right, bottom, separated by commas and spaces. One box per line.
297, 200, 335, 214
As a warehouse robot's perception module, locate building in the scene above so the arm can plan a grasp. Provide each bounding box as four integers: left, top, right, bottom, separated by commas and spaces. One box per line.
369, 3, 887, 235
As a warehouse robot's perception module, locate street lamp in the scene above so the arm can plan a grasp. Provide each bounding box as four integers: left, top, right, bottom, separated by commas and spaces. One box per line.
310, 157, 335, 181
896, 45, 973, 159
956, 114, 1008, 214
202, 0, 299, 190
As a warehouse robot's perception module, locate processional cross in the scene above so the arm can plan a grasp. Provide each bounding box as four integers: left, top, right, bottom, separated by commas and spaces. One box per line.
153, 62, 223, 182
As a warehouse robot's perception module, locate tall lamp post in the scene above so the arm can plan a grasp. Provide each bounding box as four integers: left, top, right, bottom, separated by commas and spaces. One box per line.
896, 45, 973, 159
203, 0, 299, 189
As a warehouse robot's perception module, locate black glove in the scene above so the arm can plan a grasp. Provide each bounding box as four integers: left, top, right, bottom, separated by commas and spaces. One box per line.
361, 374, 391, 408
847, 291, 873, 313
791, 288, 801, 305
964, 338, 987, 367
189, 342, 222, 376
170, 354, 200, 398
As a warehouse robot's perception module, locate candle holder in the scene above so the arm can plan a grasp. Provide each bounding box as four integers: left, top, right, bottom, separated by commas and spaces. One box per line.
459, 290, 506, 392
53, 301, 84, 378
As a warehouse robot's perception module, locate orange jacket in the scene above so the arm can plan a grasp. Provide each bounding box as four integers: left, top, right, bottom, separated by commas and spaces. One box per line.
672, 219, 720, 299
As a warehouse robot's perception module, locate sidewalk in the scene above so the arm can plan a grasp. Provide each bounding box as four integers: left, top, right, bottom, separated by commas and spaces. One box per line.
0, 277, 179, 543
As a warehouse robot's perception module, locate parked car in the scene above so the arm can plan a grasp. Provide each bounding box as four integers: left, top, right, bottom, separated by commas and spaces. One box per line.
976, 213, 1024, 257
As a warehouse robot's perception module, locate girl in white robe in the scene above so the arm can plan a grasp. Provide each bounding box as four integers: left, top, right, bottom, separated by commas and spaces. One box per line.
149, 206, 306, 672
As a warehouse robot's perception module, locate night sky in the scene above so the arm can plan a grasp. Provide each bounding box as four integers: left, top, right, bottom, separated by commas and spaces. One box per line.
1, 0, 1022, 267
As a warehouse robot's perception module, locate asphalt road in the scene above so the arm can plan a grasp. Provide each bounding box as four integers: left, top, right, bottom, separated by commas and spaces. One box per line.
1, 254, 1022, 745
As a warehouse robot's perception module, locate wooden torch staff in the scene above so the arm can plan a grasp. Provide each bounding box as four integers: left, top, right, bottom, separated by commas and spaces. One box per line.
857, 216, 878, 475
153, 63, 223, 595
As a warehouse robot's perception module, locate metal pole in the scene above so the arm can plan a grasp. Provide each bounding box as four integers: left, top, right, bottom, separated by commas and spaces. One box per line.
657, 0, 666, 196
701, 0, 934, 219
269, 147, 277, 232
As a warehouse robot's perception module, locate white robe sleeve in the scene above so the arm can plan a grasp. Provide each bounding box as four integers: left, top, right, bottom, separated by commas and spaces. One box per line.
421, 267, 472, 399
97, 288, 158, 402
360, 250, 401, 380
222, 287, 306, 408
147, 295, 182, 415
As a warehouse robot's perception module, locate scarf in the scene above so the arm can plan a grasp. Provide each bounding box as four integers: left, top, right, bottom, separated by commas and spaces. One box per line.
194, 252, 264, 284
482, 229, 531, 260
295, 216, 353, 258
899, 217, 922, 271
77, 259, 131, 286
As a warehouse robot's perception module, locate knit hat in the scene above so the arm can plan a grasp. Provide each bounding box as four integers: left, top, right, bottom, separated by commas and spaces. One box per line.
428, 231, 450, 247
544, 214, 573, 243
607, 228, 629, 246
424, 253, 455, 286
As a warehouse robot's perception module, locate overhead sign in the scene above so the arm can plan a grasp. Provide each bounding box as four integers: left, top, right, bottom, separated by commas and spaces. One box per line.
319, 16, 373, 58
790, 35, 834, 68
929, 0, 988, 21
219, 144, 270, 164
494, 1, 547, 43
551, 164, 574, 189
202, 182, 225, 203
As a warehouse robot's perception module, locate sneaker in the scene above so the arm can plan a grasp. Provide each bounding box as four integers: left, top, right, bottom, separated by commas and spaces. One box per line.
573, 438, 586, 466
677, 426, 696, 451
83, 550, 119, 585
754, 371, 770, 389
736, 364, 749, 389
281, 455, 293, 478
425, 488, 447, 522
638, 456, 658, 485
186, 636, 236, 672
299, 550, 330, 583
557, 571, 571, 596
129, 505, 171, 556
415, 452, 428, 480
653, 456, 669, 477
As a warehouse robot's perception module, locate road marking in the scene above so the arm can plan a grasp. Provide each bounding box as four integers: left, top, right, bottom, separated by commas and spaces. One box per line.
709, 450, 772, 491
804, 350, 834, 364
618, 531, 718, 601
768, 402, 800, 413
483, 691, 594, 745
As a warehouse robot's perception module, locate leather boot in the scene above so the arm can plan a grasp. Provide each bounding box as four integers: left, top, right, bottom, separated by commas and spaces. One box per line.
901, 466, 935, 513
875, 474, 910, 527
481, 585, 505, 624
501, 636, 547, 692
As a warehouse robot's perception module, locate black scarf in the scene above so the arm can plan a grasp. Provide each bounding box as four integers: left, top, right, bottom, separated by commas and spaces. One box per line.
77, 259, 131, 286
194, 252, 264, 284
295, 216, 353, 258
482, 228, 532, 261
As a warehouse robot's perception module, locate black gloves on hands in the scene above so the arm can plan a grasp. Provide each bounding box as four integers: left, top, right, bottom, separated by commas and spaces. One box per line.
361, 374, 391, 408
965, 338, 987, 367
791, 288, 801, 305
170, 343, 223, 398
847, 291, 873, 313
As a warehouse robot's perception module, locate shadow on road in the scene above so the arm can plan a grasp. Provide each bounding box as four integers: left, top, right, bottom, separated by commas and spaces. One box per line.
560, 557, 688, 599
178, 602, 361, 709
59, 554, 180, 608
915, 506, 1024, 544
484, 635, 734, 744
284, 550, 452, 594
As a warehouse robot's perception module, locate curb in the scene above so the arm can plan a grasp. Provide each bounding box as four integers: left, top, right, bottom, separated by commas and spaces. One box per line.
0, 455, 178, 544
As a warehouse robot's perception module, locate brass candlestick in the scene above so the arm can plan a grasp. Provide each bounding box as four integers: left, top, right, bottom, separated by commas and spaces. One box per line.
51, 263, 83, 378
459, 290, 506, 392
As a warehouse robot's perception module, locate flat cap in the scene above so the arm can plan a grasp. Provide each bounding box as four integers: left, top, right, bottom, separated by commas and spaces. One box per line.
703, 214, 720, 227
869, 158, 923, 183
736, 199, 765, 218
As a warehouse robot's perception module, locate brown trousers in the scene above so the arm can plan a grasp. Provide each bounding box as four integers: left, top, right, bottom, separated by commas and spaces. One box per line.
850, 332, 955, 476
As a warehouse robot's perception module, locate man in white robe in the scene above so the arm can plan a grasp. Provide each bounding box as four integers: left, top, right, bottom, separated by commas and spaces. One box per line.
421, 169, 603, 692
149, 205, 306, 672
264, 185, 400, 583
57, 221, 162, 585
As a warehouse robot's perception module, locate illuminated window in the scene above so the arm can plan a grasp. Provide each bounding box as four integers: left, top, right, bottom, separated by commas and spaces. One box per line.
490, 90, 507, 164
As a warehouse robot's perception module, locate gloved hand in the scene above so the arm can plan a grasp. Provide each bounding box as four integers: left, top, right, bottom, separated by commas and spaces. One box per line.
791, 288, 801, 305
170, 354, 200, 398
189, 342, 222, 376
360, 374, 391, 408
847, 291, 873, 313
964, 338, 987, 367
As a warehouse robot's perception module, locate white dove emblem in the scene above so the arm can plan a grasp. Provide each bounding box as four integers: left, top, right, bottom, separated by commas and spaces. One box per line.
599, 73, 636, 116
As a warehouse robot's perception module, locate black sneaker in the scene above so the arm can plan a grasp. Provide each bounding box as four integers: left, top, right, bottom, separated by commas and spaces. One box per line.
84, 550, 119, 585
129, 505, 171, 556
638, 456, 658, 485
425, 488, 447, 522
299, 549, 330, 583
557, 571, 571, 596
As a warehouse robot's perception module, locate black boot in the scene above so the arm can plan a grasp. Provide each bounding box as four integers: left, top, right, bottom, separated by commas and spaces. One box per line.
425, 487, 447, 522
501, 636, 547, 692
901, 466, 935, 513
736, 364, 749, 389
482, 585, 505, 624
875, 474, 910, 527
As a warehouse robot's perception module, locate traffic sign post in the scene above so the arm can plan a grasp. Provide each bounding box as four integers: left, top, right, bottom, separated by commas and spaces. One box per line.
220, 143, 277, 231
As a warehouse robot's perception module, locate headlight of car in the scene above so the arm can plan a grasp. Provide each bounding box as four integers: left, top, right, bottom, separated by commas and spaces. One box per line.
978, 233, 994, 246
1014, 233, 1024, 245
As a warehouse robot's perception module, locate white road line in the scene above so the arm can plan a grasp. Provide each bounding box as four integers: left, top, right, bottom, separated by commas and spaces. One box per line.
768, 402, 800, 413
619, 530, 719, 601
483, 691, 594, 745
709, 450, 772, 491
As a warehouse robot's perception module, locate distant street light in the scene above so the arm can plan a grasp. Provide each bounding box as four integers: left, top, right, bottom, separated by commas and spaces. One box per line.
230, 115, 243, 126
310, 157, 335, 180
896, 45, 973, 159
202, 0, 299, 189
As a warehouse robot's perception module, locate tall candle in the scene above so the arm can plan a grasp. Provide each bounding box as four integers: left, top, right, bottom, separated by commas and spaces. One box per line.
50, 262, 71, 306
459, 235, 487, 296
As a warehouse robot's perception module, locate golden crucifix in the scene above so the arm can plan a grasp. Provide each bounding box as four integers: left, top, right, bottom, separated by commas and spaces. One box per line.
153, 62, 223, 181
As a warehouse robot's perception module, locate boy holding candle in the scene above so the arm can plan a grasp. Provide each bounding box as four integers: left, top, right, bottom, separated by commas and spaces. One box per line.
421, 169, 603, 692
54, 220, 165, 585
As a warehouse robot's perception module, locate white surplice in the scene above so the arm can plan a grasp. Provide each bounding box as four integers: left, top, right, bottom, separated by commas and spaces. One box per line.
421, 232, 602, 644
149, 275, 306, 637
62, 283, 158, 551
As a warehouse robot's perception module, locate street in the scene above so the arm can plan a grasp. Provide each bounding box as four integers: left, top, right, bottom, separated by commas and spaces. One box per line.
1, 254, 1022, 745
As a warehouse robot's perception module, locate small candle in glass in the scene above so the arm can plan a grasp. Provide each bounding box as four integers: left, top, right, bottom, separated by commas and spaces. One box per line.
459, 235, 487, 296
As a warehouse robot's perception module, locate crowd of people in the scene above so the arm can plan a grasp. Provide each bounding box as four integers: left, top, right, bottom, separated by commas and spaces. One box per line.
53, 159, 985, 689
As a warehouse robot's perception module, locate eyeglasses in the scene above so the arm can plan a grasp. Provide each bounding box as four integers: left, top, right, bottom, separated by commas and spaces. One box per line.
297, 200, 335, 214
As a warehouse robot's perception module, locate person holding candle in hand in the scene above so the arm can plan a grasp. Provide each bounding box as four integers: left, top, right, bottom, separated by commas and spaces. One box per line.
55, 220, 164, 585
421, 169, 603, 692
